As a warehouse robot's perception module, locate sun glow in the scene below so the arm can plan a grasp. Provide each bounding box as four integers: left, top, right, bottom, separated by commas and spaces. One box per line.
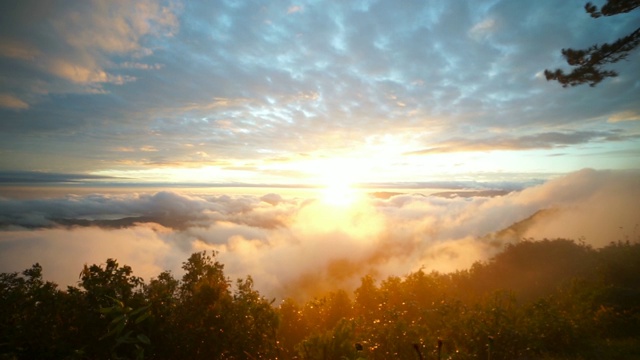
298, 181, 382, 241
320, 180, 359, 207
289, 157, 365, 208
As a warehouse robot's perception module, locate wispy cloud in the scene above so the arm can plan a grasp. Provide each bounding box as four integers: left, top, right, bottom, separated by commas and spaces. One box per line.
608, 110, 640, 123
0, 171, 120, 184
405, 130, 629, 154
287, 5, 303, 14
0, 94, 28, 110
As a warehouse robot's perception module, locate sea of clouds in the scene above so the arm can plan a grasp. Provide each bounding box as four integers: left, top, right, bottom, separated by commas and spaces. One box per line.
0, 169, 638, 300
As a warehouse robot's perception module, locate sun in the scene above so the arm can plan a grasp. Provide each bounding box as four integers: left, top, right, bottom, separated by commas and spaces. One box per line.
319, 178, 360, 207
292, 156, 365, 207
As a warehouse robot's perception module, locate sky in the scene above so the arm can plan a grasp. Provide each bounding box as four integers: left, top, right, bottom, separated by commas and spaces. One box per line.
0, 0, 638, 186
0, 1, 639, 299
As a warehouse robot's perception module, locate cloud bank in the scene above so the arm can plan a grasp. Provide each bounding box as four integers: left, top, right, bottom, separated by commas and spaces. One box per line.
0, 169, 638, 300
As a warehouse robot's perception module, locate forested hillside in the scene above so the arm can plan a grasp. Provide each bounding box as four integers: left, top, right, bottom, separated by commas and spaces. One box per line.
1, 239, 639, 359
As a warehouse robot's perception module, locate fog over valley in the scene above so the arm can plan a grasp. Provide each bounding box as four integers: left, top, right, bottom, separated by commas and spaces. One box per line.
1, 168, 637, 300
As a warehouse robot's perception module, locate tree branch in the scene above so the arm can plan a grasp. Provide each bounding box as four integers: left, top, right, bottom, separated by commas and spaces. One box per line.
545, 27, 640, 87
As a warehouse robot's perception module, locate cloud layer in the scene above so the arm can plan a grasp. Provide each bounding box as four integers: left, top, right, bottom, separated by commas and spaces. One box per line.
0, 0, 638, 181
1, 169, 638, 300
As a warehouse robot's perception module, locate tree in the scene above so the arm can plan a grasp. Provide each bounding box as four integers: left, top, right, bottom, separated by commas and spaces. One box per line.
0, 264, 66, 359
74, 259, 146, 359
544, 0, 640, 87
277, 298, 309, 358
230, 276, 280, 358
173, 251, 234, 359
78, 259, 145, 307
3, 241, 640, 359
143, 271, 180, 358
297, 319, 359, 360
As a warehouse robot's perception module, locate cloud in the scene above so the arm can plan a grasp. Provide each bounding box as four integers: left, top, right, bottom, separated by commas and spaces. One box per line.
0, 225, 178, 288
287, 5, 303, 14
608, 110, 640, 123
0, 171, 119, 184
140, 145, 159, 152
509, 169, 640, 245
405, 130, 627, 154
0, 94, 29, 110
0, 38, 40, 60
469, 18, 498, 41
0, 1, 638, 178
1, 169, 638, 300
0, 0, 179, 96
120, 62, 164, 70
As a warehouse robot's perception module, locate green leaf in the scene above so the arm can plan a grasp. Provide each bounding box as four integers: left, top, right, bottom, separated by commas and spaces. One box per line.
110, 314, 126, 326
137, 333, 151, 345
117, 331, 137, 344
130, 304, 150, 316
111, 318, 127, 336
134, 311, 151, 324
105, 295, 124, 309
101, 325, 119, 340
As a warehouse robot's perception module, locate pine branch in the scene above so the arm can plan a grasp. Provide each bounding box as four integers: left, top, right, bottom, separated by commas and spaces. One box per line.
585, 0, 640, 18
545, 27, 640, 87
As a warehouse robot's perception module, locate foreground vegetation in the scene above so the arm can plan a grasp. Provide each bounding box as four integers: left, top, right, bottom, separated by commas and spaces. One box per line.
1, 239, 639, 359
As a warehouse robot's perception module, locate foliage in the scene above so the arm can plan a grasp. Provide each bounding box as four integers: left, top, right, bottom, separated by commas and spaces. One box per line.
99, 297, 151, 360
544, 0, 640, 87
1, 240, 640, 359
0, 264, 64, 359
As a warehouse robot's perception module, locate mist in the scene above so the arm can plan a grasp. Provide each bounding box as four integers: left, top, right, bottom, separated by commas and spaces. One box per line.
0, 169, 638, 300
